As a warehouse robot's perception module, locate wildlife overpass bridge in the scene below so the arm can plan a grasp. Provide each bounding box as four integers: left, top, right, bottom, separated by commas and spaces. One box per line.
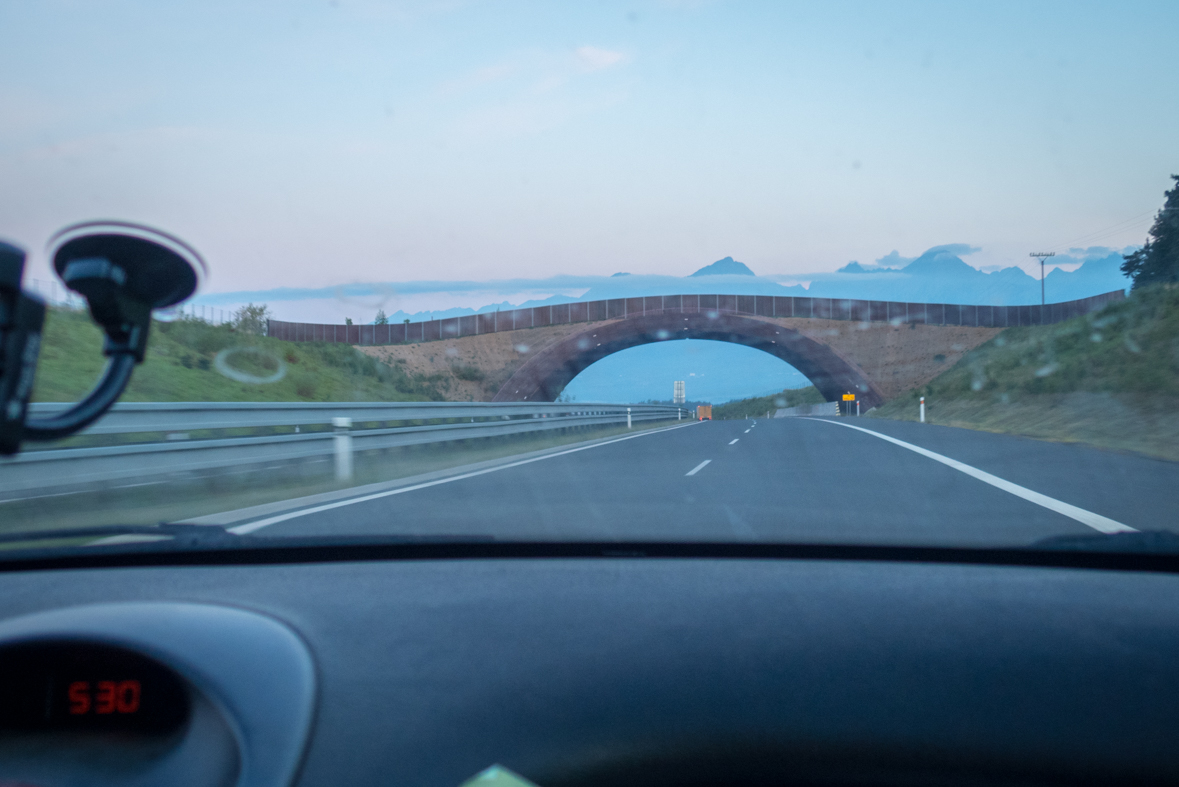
268, 290, 1125, 408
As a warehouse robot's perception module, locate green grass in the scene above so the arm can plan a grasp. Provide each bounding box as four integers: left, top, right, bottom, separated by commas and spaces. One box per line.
31, 308, 448, 403
713, 386, 824, 420
869, 286, 1179, 460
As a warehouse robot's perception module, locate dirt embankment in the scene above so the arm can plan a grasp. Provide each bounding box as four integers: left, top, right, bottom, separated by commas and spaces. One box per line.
866, 288, 1179, 462
356, 321, 599, 401
767, 317, 1001, 400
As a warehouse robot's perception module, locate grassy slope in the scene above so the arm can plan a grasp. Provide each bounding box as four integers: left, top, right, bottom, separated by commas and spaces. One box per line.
713, 386, 825, 420
32, 308, 448, 403
868, 286, 1179, 461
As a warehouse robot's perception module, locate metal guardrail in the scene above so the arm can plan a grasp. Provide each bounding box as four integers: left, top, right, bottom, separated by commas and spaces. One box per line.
1, 402, 685, 497
24, 401, 672, 435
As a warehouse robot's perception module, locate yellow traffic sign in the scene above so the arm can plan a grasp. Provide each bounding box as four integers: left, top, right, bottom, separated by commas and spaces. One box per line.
842, 394, 856, 401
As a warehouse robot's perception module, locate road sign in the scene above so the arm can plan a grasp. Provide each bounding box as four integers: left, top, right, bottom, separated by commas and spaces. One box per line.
842, 394, 856, 401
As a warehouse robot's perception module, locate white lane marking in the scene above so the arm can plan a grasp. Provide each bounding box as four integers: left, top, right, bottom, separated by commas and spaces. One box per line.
229, 420, 702, 535
728, 438, 739, 445
809, 419, 1135, 534
685, 460, 711, 476
744, 429, 751, 433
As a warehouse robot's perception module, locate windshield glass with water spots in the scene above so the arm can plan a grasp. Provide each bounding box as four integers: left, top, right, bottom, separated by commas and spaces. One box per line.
0, 1, 1176, 551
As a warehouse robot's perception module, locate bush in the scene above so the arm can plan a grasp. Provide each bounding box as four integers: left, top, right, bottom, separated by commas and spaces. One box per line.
451, 364, 486, 382
157, 317, 235, 355
291, 371, 317, 399
233, 303, 271, 335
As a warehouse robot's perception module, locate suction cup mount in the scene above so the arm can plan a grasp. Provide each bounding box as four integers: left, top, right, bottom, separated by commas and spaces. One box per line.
0, 222, 205, 453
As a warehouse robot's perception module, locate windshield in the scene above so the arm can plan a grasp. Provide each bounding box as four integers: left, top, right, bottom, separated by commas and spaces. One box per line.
1, 1, 1175, 553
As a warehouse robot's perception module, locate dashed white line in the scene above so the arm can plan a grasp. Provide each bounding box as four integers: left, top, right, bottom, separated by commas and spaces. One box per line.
685, 460, 711, 477
744, 429, 751, 433
728, 439, 739, 445
809, 419, 1135, 534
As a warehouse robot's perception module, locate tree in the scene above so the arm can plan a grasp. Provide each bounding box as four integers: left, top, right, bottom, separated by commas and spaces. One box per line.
1122, 175, 1179, 288
345, 317, 353, 326
233, 303, 271, 335
374, 309, 388, 325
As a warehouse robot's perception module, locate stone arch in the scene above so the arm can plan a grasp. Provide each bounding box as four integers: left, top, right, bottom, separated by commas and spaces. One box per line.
491, 311, 885, 407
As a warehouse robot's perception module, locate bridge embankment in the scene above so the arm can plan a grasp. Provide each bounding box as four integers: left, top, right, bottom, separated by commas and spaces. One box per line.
271, 290, 1125, 404
758, 317, 1002, 401
358, 321, 622, 402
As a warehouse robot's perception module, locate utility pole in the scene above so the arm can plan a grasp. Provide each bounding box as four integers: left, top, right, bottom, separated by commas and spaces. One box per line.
1030, 252, 1055, 311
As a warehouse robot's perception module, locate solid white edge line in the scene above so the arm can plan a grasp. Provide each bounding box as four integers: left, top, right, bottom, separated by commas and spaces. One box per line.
229, 420, 702, 535
728, 439, 739, 445
685, 460, 711, 477
807, 419, 1135, 534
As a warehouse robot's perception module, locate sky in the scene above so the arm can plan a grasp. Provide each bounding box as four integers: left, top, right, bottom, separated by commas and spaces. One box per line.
2, 1, 1175, 403
2, 0, 1176, 295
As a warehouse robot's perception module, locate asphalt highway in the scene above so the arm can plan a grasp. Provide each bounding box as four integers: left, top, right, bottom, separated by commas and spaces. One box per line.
235, 417, 1178, 546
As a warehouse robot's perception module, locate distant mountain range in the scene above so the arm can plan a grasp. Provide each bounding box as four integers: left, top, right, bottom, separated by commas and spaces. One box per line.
368, 246, 1132, 325
813, 246, 1131, 305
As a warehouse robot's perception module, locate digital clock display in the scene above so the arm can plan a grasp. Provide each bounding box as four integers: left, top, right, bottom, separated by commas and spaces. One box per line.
0, 641, 189, 735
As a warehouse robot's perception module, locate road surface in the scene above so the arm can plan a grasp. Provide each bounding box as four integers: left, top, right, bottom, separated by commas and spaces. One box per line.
229, 417, 1177, 546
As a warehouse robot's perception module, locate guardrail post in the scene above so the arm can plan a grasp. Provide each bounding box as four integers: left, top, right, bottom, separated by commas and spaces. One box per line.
333, 417, 353, 481
627, 407, 632, 429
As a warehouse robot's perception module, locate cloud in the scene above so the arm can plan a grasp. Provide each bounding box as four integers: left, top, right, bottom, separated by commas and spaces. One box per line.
872, 250, 911, 269
922, 243, 981, 256
443, 45, 630, 143
863, 243, 979, 270
1067, 245, 1136, 259
575, 46, 627, 72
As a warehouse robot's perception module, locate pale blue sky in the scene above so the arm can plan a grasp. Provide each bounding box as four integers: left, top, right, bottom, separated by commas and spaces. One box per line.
2, 0, 1175, 296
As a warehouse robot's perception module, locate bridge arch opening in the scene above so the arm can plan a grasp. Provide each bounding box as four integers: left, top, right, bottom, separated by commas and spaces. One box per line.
492, 311, 884, 407
559, 339, 811, 404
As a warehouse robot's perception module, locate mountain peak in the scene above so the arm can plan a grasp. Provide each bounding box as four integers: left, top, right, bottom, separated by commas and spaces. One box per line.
900, 249, 978, 277
690, 256, 755, 277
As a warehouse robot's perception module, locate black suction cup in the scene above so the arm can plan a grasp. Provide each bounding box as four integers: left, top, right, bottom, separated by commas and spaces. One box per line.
0, 222, 206, 453
0, 241, 25, 293
48, 221, 206, 309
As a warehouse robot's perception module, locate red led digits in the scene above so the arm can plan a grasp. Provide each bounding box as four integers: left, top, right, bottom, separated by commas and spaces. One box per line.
68, 681, 90, 715
95, 681, 116, 714
66, 679, 142, 715
116, 680, 140, 713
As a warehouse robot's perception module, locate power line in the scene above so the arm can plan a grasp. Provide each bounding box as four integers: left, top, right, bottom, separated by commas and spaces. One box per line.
1045, 210, 1156, 253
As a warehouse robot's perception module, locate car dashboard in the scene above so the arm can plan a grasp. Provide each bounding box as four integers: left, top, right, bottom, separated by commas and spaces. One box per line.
0, 546, 1178, 787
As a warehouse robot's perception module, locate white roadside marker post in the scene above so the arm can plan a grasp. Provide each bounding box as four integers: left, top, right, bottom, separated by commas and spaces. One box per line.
333, 416, 353, 481
919, 396, 925, 423
627, 407, 632, 429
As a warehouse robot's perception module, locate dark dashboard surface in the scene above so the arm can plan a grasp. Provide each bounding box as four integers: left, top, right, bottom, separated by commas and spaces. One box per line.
2, 556, 1178, 786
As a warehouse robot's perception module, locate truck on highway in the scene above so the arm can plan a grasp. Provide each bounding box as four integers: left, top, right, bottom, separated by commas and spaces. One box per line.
696, 405, 712, 421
